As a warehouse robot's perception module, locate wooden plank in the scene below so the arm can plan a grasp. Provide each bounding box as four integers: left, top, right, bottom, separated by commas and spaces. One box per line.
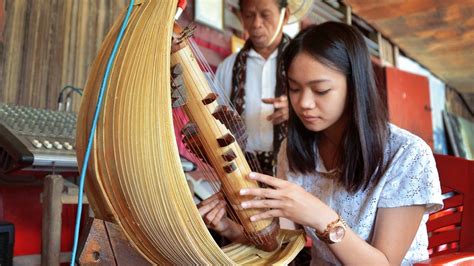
0, 1, 156, 110
60, 0, 74, 94
13, 0, 56, 108
46, 0, 64, 110
344, 0, 473, 21
61, 179, 90, 204
41, 174, 64, 266
96, 0, 107, 51
105, 221, 151, 266
0, 0, 4, 43
13, 252, 71, 265
74, 0, 88, 91
77, 218, 150, 265
64, 0, 78, 108
0, 0, 28, 103
78, 218, 117, 265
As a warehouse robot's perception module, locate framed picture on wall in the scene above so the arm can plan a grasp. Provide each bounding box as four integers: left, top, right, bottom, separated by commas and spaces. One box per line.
194, 0, 224, 31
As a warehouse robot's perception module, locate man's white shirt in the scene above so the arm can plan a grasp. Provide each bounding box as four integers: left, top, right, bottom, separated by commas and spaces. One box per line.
215, 49, 279, 152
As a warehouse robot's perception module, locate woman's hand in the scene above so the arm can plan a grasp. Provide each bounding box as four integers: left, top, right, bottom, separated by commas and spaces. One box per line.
197, 193, 228, 232
197, 192, 246, 242
262, 95, 289, 125
240, 172, 338, 231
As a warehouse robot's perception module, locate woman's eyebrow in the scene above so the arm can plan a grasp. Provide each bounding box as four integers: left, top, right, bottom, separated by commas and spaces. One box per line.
288, 77, 331, 85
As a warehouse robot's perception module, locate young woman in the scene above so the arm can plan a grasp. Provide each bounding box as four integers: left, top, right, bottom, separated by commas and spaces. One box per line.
198, 22, 443, 265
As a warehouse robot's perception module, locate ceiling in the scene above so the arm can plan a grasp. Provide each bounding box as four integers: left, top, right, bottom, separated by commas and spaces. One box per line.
343, 0, 474, 94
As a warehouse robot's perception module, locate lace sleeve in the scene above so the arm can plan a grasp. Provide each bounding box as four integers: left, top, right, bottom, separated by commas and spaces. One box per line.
378, 137, 443, 214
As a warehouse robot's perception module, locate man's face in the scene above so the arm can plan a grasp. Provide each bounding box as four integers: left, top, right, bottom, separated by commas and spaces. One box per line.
240, 0, 282, 49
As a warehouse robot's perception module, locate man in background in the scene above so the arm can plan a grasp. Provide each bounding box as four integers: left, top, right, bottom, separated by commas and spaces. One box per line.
216, 0, 290, 175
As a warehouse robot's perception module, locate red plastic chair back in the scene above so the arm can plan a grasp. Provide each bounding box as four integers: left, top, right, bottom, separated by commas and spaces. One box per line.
427, 154, 474, 256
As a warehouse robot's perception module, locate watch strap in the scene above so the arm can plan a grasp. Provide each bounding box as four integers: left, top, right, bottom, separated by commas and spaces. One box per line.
314, 215, 346, 244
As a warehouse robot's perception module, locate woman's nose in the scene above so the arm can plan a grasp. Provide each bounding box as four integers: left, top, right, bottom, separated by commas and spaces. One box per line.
298, 90, 316, 109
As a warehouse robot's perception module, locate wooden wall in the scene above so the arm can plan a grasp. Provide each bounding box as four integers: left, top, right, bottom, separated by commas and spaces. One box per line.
0, 0, 128, 111
0, 0, 4, 43
0, 0, 232, 112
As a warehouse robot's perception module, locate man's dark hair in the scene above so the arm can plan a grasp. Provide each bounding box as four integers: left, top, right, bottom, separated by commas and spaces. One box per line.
239, 0, 288, 10
282, 21, 389, 193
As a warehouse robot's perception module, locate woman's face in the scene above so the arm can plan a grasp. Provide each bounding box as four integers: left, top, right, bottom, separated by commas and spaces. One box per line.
287, 52, 348, 132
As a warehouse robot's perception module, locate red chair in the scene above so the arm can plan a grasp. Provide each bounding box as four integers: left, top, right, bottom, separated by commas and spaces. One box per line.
415, 154, 474, 265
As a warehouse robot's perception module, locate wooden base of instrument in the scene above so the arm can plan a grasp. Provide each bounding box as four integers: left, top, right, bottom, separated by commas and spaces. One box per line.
245, 218, 280, 252
77, 218, 150, 265
76, 217, 306, 265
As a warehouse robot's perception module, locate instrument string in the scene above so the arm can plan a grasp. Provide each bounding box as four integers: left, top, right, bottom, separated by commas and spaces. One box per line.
174, 37, 271, 244
180, 50, 258, 229
172, 86, 244, 228
186, 38, 272, 245
172, 106, 243, 229
169, 46, 259, 235
187, 38, 263, 179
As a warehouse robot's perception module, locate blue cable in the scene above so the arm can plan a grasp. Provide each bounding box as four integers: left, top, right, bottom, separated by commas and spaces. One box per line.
70, 0, 135, 264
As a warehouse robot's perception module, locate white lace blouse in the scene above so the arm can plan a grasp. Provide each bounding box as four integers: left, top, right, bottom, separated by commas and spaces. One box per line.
276, 124, 443, 265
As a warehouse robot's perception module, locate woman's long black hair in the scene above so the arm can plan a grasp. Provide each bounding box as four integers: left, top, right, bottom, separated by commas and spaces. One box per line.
282, 22, 389, 193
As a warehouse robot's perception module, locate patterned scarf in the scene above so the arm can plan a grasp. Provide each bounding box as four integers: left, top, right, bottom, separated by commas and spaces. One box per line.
230, 34, 290, 174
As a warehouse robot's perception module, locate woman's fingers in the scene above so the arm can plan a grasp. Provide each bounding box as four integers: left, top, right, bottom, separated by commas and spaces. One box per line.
272, 112, 288, 124
264, 96, 289, 124
240, 187, 279, 199
241, 199, 281, 209
197, 192, 222, 207
203, 201, 226, 226
197, 192, 223, 212
261, 98, 275, 104
240, 172, 290, 198
211, 207, 227, 228
262, 96, 288, 110
198, 199, 220, 216
249, 209, 283, 222
274, 95, 288, 109
246, 172, 286, 189
266, 109, 288, 124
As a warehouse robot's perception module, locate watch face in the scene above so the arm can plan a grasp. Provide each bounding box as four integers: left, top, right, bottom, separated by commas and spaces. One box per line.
329, 225, 346, 243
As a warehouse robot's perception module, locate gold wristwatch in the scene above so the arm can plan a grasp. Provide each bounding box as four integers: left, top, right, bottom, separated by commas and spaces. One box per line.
315, 215, 347, 244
